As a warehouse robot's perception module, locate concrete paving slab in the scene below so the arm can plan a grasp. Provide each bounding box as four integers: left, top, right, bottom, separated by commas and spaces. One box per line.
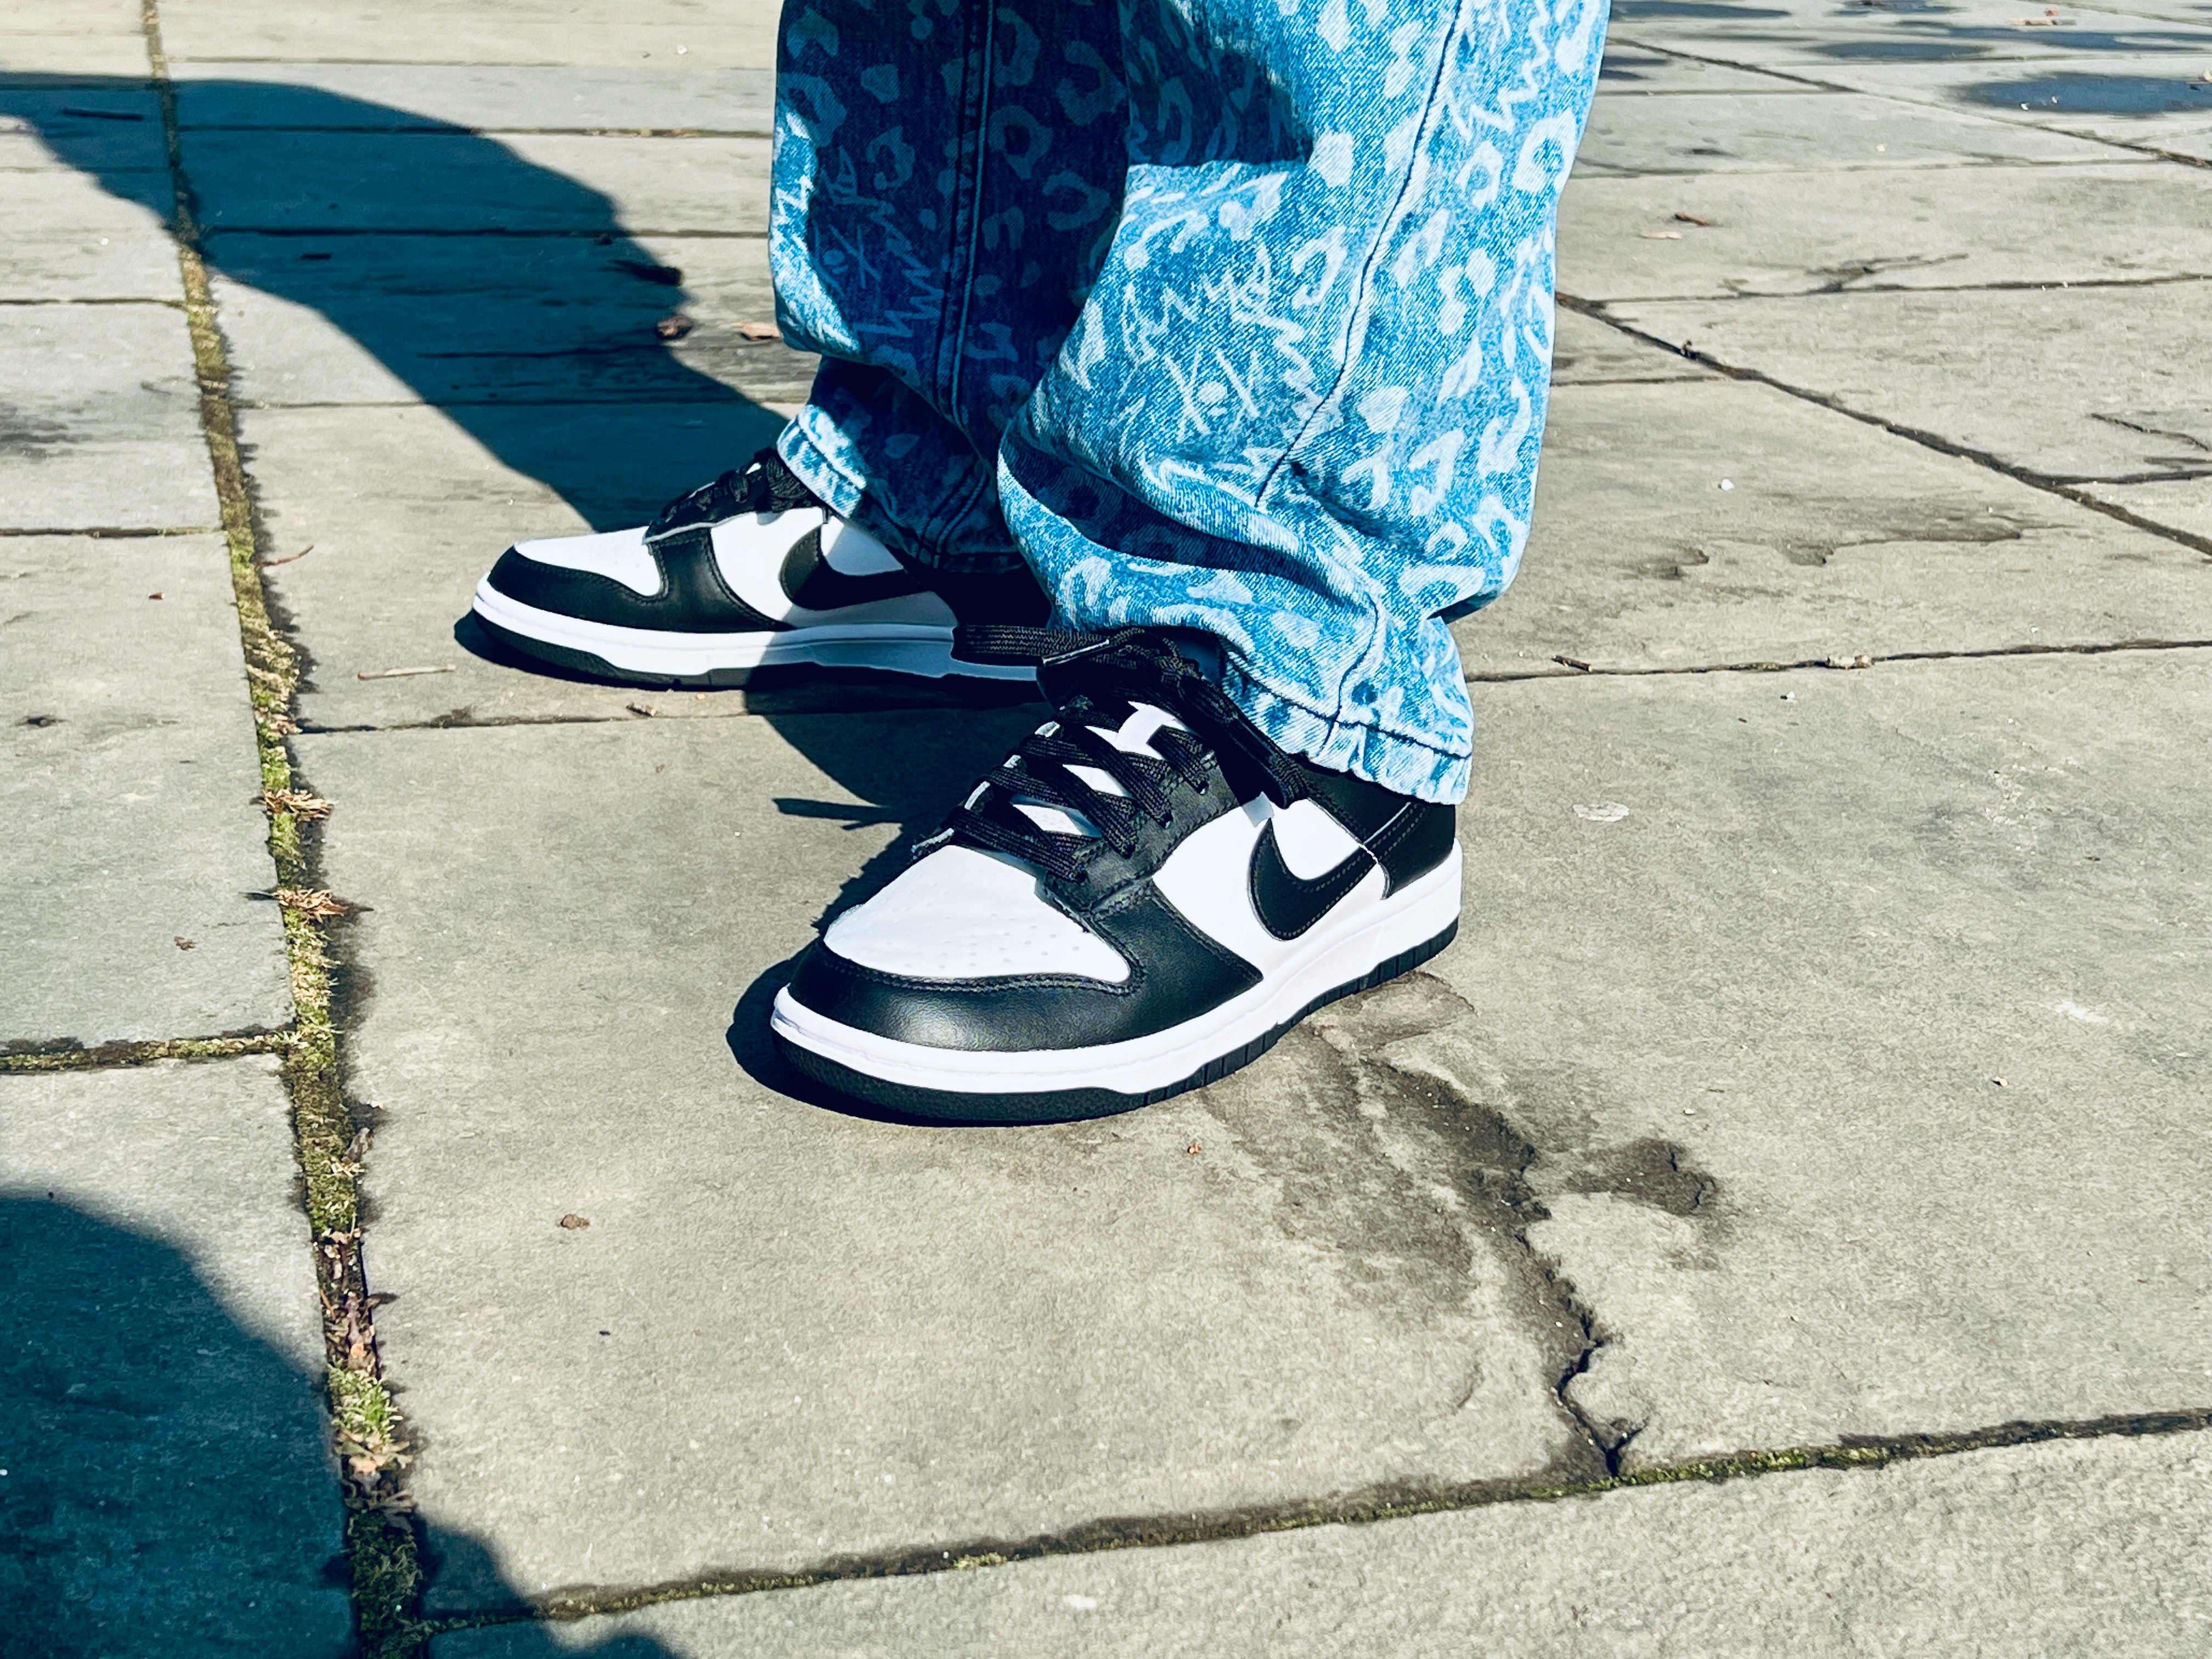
1431, 652, 2212, 1466
1, 535, 291, 1048
1550, 306, 1719, 385
158, 1, 777, 72
1578, 89, 2130, 173
179, 129, 770, 234
0, 171, 180, 301
0, 84, 167, 170
1463, 377, 2212, 677
1808, 54, 2212, 146
436, 1433, 2212, 1654
2146, 121, 2212, 156
1597, 44, 1820, 95
207, 233, 813, 409
174, 61, 776, 135
1607, 0, 2212, 65
302, 712, 1582, 1612
1554, 160, 2212, 300
2085, 475, 2212, 541
0, 303, 217, 531
0, 1057, 349, 1657
436, 1433, 2212, 1657
1607, 283, 2212, 484
0, 2, 150, 82
234, 400, 794, 730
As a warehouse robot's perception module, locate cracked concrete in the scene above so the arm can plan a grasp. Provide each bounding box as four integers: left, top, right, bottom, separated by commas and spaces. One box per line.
435, 1432, 2212, 1657
1607, 283, 2212, 490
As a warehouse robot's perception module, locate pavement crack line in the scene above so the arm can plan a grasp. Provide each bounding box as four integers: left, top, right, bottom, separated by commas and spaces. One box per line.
1598, 34, 2212, 172
433, 1406, 2212, 1632
1561, 297, 2212, 562
0, 1032, 290, 1070
140, 4, 424, 1654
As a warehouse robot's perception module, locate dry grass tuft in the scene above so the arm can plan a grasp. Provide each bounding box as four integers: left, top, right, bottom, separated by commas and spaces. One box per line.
274, 886, 352, 919
261, 787, 333, 819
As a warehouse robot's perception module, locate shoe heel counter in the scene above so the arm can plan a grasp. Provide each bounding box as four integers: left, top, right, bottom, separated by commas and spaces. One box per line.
1374, 800, 1457, 893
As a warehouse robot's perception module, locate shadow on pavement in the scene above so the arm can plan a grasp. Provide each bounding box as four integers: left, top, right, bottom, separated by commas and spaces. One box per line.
3, 74, 783, 531
0, 1194, 677, 1656
5, 71, 1028, 926
1957, 70, 2212, 115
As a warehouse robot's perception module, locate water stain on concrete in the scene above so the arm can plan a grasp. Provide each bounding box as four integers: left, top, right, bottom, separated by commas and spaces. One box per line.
1193, 972, 1722, 1409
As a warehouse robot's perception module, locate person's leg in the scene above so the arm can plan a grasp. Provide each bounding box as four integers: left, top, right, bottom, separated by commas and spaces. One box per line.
465, 0, 1122, 687
1000, 0, 1610, 803
769, 0, 1129, 576
770, 0, 1607, 1120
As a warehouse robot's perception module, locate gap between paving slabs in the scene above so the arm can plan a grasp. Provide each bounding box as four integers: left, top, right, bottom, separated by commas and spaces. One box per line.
147, 3, 419, 1649
1558, 296, 2212, 562
414, 1410, 2212, 1636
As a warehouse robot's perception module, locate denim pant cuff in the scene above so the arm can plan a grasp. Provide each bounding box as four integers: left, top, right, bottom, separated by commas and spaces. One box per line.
1226, 670, 1471, 806
777, 418, 1026, 579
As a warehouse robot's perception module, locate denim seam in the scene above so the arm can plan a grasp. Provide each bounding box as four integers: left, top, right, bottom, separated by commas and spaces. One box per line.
1248, 0, 1472, 727
917, 460, 996, 557
1229, 667, 1471, 762
1251, 0, 1465, 510
942, 0, 999, 416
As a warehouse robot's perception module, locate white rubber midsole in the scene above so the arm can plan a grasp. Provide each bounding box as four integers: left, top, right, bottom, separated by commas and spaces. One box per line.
471, 582, 1033, 681
771, 850, 1463, 1097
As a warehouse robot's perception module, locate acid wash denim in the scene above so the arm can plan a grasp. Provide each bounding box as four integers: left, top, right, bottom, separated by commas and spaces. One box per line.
770, 0, 1607, 802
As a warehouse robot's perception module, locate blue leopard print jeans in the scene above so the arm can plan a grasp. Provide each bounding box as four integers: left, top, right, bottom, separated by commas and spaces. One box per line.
771, 0, 1607, 802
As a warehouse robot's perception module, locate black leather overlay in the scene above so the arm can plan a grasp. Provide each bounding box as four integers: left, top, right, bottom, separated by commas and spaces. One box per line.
488, 529, 785, 634
1291, 763, 1455, 894
777, 528, 926, 611
1364, 797, 1457, 892
1248, 824, 1376, 940
787, 884, 1262, 1053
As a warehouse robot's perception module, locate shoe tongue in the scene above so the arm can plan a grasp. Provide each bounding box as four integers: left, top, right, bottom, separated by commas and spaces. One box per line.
648, 450, 816, 537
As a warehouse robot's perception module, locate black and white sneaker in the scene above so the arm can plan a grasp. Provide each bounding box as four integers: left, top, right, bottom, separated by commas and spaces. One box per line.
470, 449, 1045, 687
771, 627, 1462, 1123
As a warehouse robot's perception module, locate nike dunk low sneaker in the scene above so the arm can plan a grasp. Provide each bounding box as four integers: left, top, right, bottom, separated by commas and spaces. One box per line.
771, 627, 1462, 1122
471, 448, 1045, 687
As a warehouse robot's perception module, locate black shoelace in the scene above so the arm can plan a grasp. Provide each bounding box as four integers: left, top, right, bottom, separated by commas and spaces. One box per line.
936, 628, 1309, 884
648, 447, 817, 537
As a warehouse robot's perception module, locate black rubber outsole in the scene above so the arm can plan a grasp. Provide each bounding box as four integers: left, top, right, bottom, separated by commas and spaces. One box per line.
775, 916, 1460, 1126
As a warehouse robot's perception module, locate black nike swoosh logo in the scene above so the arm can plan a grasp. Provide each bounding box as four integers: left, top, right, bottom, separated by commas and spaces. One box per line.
1248, 820, 1376, 941
778, 528, 925, 612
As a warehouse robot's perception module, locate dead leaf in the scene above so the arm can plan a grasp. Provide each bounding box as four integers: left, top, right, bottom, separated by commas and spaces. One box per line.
625, 702, 657, 718
274, 886, 352, 919
734, 320, 782, 342
260, 787, 333, 820
1673, 212, 1715, 226
655, 313, 697, 340
147, 591, 163, 600
558, 1213, 591, 1229
1186, 1143, 1202, 1155
174, 936, 196, 950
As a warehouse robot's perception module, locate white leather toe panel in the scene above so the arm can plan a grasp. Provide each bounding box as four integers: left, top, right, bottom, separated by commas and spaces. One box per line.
825, 846, 1130, 984
510, 526, 659, 596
